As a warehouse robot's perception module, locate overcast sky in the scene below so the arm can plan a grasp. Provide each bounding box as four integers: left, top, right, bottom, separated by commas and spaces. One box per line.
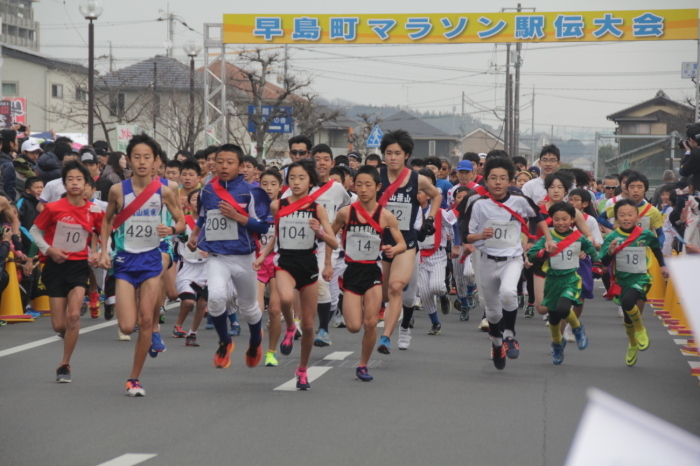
34, 0, 699, 137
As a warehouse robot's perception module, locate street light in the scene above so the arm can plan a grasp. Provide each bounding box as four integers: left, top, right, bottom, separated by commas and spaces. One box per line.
183, 39, 201, 153
79, 0, 103, 145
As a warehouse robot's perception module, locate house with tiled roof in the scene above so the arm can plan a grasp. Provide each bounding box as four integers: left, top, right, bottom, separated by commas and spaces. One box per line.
377, 110, 460, 160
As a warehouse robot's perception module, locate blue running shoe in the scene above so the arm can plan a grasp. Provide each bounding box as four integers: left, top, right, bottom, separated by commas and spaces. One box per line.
205, 315, 214, 330
466, 293, 477, 310
149, 332, 166, 358
355, 365, 373, 382
551, 342, 565, 365
229, 322, 241, 337
377, 335, 391, 354
572, 324, 588, 350
314, 329, 332, 347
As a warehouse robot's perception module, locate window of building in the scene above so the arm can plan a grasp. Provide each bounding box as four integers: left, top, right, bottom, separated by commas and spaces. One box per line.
621, 123, 651, 135
109, 93, 126, 117
429, 140, 436, 156
2, 82, 18, 96
51, 83, 63, 99
75, 86, 87, 101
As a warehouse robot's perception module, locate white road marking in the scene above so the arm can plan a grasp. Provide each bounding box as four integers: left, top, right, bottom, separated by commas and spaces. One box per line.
323, 351, 353, 361
377, 321, 385, 328
0, 320, 118, 359
97, 453, 157, 466
273, 367, 332, 391
674, 339, 689, 345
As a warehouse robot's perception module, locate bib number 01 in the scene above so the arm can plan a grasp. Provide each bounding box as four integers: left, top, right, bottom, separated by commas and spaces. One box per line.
483, 220, 519, 249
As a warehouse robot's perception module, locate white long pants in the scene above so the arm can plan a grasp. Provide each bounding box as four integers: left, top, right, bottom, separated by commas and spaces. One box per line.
315, 243, 334, 304
452, 257, 468, 298
330, 256, 346, 312
207, 253, 262, 325
475, 252, 523, 324
418, 251, 447, 315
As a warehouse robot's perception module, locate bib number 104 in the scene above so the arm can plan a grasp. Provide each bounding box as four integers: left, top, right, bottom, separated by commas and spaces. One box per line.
280, 226, 307, 240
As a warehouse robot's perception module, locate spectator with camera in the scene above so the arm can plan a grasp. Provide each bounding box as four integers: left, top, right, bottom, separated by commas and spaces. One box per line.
679, 123, 700, 179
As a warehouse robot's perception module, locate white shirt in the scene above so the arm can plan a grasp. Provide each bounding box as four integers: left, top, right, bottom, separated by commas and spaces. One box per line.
582, 213, 604, 246
39, 178, 66, 204
418, 206, 456, 250
468, 193, 538, 257
281, 180, 351, 224
521, 177, 546, 204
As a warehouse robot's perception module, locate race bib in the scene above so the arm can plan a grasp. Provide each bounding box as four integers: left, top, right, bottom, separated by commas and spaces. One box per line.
419, 230, 436, 250
617, 246, 646, 274
259, 224, 275, 247
206, 209, 238, 242
386, 201, 411, 230
484, 220, 519, 249
346, 230, 381, 261
550, 242, 581, 271
636, 216, 651, 231
278, 216, 314, 250
53, 221, 89, 253
124, 216, 160, 250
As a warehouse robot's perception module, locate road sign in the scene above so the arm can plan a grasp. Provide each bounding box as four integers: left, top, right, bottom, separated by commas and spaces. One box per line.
366, 125, 384, 148
681, 62, 697, 79
248, 105, 293, 133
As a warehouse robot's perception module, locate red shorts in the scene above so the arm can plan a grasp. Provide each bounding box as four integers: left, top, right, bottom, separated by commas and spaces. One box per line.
257, 254, 276, 284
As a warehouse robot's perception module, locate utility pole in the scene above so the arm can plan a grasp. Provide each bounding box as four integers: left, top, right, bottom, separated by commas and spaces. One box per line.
461, 91, 465, 136
108, 41, 113, 73
504, 43, 511, 155
531, 86, 535, 164
283, 44, 289, 92
153, 61, 158, 135
513, 3, 522, 159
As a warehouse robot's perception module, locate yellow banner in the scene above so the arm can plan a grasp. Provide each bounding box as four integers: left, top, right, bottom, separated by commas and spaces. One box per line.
223, 9, 698, 44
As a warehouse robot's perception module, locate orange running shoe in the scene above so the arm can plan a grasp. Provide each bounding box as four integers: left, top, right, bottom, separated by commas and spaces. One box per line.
245, 329, 264, 368
378, 307, 386, 322
213, 341, 234, 369
89, 291, 100, 318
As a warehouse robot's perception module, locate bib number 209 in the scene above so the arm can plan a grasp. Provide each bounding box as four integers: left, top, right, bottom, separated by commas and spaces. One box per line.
206, 209, 237, 241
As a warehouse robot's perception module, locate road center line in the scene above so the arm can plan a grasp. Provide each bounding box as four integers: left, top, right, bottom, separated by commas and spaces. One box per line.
273, 367, 332, 391
0, 320, 118, 359
96, 453, 157, 466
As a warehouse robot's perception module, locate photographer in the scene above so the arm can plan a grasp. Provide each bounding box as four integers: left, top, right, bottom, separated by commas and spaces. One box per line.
679, 123, 700, 179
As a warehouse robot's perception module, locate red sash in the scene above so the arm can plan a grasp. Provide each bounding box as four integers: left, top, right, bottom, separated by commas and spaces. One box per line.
113, 178, 162, 230
378, 168, 410, 207
489, 197, 536, 240
210, 177, 250, 218
639, 202, 652, 218
603, 226, 643, 299
474, 185, 488, 196
421, 210, 443, 258
184, 215, 195, 231
352, 202, 383, 233
277, 180, 335, 219
552, 230, 581, 256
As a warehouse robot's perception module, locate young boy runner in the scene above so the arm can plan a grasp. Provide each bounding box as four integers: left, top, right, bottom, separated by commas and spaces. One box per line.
99, 135, 185, 396
186, 144, 271, 371
528, 202, 601, 365
179, 160, 202, 215
30, 161, 103, 383
447, 160, 476, 207
465, 157, 556, 370
376, 130, 442, 354
450, 187, 476, 320
600, 199, 669, 367
328, 165, 406, 381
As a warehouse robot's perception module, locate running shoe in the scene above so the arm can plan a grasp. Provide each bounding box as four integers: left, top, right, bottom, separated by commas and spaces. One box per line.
398, 327, 411, 350
428, 323, 442, 335
408, 317, 414, 329
503, 337, 520, 359
524, 305, 534, 318
229, 322, 241, 337
440, 295, 450, 315
280, 324, 297, 355
617, 306, 624, 318
572, 324, 589, 350
245, 344, 263, 368
314, 329, 332, 347
355, 365, 373, 382
104, 303, 114, 321
265, 351, 278, 367
331, 311, 346, 328
185, 333, 200, 347
466, 293, 477, 310
172, 325, 187, 338
56, 364, 71, 383
296, 368, 310, 390
89, 291, 100, 318
126, 379, 145, 397
478, 318, 489, 332
214, 341, 234, 369
25, 309, 42, 319
551, 342, 565, 365
563, 324, 575, 343
635, 327, 649, 351
117, 329, 131, 341
159, 306, 166, 324
378, 307, 386, 322
377, 335, 391, 354
294, 319, 302, 340
460, 309, 469, 321
491, 343, 506, 370
149, 332, 166, 358
626, 344, 639, 367
453, 300, 462, 311
542, 312, 549, 321
518, 294, 525, 309
58, 331, 65, 339
0, 320, 7, 326
205, 315, 214, 330
80, 302, 88, 316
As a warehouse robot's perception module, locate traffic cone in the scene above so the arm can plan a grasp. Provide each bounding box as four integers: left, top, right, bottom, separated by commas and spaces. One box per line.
32, 295, 50, 314
0, 252, 33, 323
646, 254, 665, 305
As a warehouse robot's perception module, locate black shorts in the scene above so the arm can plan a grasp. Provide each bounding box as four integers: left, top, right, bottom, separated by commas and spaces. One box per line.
532, 260, 546, 278
276, 253, 318, 291
42, 258, 90, 298
381, 229, 418, 263
341, 262, 383, 296
179, 283, 209, 302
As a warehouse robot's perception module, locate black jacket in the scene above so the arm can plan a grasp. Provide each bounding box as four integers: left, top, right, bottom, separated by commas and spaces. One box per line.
35, 151, 62, 185
0, 151, 16, 201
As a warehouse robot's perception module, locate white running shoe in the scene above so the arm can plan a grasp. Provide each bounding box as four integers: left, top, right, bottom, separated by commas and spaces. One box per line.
478, 318, 489, 332
563, 324, 575, 342
118, 329, 131, 341
331, 311, 346, 328
398, 327, 411, 350
542, 312, 549, 321
617, 306, 624, 318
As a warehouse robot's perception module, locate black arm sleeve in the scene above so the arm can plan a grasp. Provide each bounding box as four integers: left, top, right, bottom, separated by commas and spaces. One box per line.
651, 247, 665, 267
0, 240, 10, 264
601, 253, 613, 267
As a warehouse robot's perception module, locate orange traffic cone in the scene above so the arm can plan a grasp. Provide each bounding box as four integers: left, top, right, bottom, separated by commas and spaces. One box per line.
646, 253, 666, 305
32, 262, 50, 315
0, 252, 33, 323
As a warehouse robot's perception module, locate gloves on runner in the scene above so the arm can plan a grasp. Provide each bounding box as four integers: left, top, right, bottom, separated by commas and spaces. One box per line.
420, 217, 436, 237
592, 261, 604, 279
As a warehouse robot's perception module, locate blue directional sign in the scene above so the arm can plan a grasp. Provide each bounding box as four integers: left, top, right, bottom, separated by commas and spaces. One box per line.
248, 105, 293, 133
366, 125, 384, 148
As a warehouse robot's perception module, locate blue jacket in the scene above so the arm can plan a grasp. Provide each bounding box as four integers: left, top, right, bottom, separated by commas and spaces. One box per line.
196, 175, 270, 255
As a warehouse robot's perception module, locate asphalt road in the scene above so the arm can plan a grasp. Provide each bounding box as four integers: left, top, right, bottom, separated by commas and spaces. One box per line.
1, 287, 698, 466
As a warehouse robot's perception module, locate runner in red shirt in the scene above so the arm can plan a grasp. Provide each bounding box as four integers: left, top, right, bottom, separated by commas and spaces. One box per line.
29, 161, 103, 384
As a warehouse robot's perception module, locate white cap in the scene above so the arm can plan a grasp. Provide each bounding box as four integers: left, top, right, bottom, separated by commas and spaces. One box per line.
22, 139, 41, 153
478, 153, 487, 158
